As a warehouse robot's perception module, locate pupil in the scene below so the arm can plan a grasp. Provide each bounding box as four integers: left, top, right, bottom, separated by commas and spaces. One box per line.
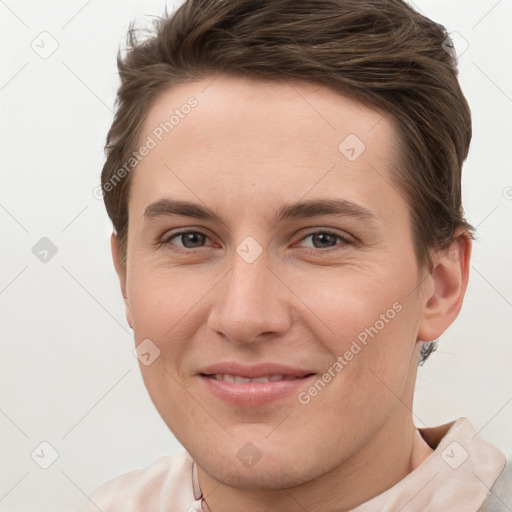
183, 232, 205, 248
313, 233, 336, 248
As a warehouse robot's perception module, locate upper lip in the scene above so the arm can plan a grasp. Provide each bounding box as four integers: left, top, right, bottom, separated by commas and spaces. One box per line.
198, 362, 315, 378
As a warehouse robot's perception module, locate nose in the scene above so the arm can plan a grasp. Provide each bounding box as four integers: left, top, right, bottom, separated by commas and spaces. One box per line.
206, 252, 292, 345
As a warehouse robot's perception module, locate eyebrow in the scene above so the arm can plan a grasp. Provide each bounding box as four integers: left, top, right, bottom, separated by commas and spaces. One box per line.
144, 198, 377, 225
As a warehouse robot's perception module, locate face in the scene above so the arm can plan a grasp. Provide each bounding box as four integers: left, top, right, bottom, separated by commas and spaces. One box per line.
119, 75, 435, 489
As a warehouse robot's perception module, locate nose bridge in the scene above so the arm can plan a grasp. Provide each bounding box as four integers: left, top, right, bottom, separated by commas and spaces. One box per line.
229, 250, 270, 305
208, 247, 290, 344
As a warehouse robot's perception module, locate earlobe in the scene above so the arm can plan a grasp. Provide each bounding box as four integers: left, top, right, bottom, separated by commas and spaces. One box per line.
417, 231, 472, 342
110, 233, 133, 329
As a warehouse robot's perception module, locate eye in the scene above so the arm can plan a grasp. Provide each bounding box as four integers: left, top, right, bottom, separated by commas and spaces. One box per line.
162, 230, 212, 250
160, 228, 354, 254
296, 230, 354, 251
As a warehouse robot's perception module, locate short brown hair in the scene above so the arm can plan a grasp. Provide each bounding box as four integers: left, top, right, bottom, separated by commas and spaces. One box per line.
101, 0, 474, 361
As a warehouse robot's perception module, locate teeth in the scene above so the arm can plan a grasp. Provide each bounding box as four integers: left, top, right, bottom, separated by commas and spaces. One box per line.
252, 376, 270, 383
210, 374, 301, 383
234, 376, 251, 383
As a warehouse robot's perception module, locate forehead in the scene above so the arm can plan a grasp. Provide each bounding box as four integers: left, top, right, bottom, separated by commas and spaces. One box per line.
130, 74, 405, 224
139, 74, 393, 153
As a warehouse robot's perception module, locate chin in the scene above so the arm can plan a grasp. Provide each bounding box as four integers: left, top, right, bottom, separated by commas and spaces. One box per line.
195, 446, 334, 490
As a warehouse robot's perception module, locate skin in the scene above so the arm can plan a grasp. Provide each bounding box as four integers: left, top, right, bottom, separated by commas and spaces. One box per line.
111, 75, 471, 511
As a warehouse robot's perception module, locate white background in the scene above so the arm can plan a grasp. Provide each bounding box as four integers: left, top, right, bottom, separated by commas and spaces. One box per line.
0, 1, 511, 510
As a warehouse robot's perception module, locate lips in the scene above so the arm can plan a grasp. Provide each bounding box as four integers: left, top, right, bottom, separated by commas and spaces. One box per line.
198, 362, 316, 406
198, 362, 314, 379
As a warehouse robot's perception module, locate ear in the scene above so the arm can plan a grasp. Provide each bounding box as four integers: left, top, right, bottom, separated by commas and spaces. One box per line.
417, 230, 472, 342
111, 233, 133, 329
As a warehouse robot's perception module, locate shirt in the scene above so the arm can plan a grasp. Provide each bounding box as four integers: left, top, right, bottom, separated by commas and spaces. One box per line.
85, 417, 508, 511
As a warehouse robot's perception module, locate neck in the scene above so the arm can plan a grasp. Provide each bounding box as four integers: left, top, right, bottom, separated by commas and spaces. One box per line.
195, 411, 434, 512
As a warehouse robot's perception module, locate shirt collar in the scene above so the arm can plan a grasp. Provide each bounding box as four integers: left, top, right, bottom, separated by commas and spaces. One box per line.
351, 417, 506, 511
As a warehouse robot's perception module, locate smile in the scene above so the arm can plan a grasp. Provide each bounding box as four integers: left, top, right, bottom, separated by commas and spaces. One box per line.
198, 369, 316, 406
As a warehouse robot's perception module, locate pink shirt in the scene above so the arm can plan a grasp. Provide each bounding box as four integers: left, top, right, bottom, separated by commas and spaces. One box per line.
86, 417, 506, 511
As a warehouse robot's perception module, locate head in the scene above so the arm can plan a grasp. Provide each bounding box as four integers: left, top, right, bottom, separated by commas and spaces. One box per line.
102, 0, 472, 492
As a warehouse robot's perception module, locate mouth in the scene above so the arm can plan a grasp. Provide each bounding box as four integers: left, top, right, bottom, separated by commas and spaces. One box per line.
197, 364, 316, 406
201, 373, 314, 383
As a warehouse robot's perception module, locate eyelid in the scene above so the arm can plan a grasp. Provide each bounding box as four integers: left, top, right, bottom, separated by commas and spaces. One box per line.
296, 227, 355, 241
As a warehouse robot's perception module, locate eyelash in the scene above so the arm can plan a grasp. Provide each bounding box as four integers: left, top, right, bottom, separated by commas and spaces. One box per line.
159, 228, 355, 255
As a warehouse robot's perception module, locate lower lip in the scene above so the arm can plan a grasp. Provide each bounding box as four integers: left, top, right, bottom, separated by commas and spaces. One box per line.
199, 374, 316, 407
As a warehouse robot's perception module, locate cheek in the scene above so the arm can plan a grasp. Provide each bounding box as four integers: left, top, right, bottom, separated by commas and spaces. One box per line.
290, 264, 413, 343
127, 266, 200, 334
126, 267, 219, 388
291, 265, 421, 396
127, 269, 202, 421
